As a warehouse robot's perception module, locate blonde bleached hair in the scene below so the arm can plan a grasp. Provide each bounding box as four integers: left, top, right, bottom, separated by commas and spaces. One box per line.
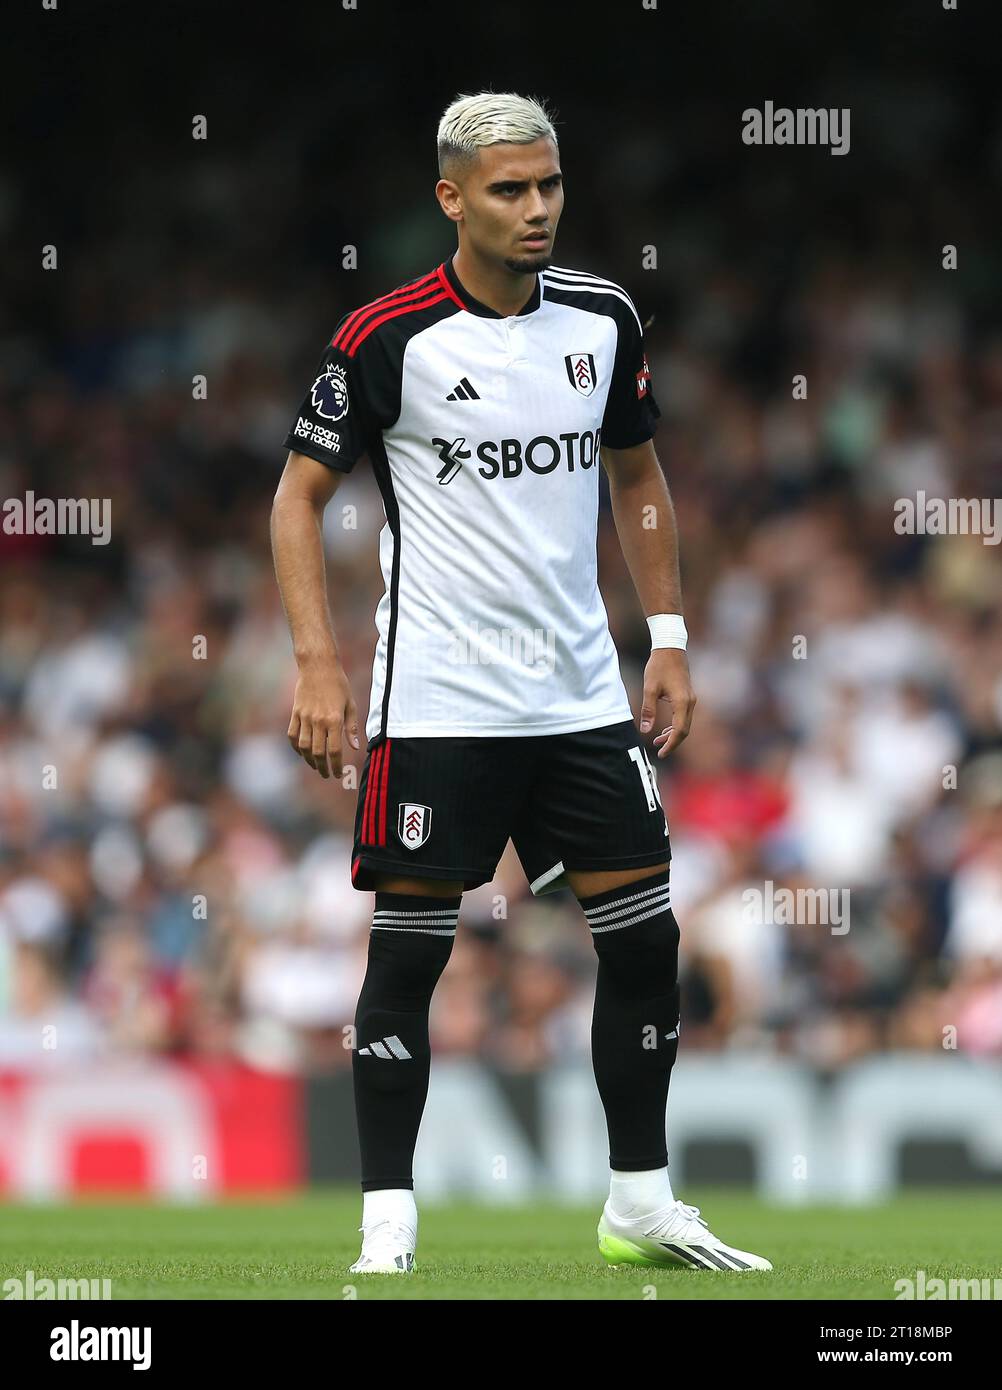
437, 91, 558, 179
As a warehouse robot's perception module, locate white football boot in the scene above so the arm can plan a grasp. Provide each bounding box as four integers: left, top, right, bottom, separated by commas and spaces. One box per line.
348, 1219, 417, 1274
598, 1198, 772, 1271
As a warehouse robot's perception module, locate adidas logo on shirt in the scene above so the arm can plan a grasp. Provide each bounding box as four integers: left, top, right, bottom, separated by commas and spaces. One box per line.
446, 377, 480, 401
358, 1035, 413, 1059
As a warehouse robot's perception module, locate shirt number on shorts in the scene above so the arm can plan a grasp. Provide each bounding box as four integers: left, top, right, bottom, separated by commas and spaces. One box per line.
627, 745, 663, 812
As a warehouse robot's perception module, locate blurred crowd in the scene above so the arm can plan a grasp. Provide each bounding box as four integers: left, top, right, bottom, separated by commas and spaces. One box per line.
2, 64, 1001, 1077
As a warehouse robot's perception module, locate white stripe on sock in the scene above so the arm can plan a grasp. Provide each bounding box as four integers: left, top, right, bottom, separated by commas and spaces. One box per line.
583, 879, 669, 920
585, 885, 670, 929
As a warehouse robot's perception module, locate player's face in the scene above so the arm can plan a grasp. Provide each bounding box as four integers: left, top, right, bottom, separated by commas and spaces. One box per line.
464, 137, 564, 274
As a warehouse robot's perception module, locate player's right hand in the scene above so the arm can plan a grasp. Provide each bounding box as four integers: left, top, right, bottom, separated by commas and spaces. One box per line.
287, 658, 360, 779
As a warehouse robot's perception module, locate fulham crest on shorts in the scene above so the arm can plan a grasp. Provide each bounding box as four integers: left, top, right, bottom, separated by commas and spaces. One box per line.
398, 802, 432, 849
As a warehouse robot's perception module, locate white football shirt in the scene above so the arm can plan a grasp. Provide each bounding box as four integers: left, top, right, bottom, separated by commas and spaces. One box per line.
283, 256, 661, 741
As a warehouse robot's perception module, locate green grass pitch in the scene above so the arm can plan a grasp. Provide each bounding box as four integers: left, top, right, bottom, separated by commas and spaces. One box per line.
1, 1188, 998, 1300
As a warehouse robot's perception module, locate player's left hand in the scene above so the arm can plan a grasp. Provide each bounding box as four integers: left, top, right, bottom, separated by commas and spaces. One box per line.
639, 648, 696, 759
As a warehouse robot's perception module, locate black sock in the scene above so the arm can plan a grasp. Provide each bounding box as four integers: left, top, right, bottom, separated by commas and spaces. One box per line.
352, 892, 459, 1191
580, 871, 680, 1170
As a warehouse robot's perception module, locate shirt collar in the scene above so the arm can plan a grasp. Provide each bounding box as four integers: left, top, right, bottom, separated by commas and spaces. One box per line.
439, 256, 542, 319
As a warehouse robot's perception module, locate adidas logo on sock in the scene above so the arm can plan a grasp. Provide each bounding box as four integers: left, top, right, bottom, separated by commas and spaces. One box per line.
445, 377, 480, 401
358, 1035, 413, 1059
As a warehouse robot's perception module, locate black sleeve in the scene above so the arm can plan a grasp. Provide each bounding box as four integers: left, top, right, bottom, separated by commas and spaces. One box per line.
600, 299, 662, 450
282, 316, 377, 473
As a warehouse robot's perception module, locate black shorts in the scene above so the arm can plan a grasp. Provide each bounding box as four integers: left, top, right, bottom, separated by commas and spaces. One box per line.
350, 718, 671, 895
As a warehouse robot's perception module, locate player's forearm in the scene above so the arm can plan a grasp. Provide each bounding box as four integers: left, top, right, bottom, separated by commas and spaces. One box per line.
270, 496, 342, 666
608, 464, 684, 619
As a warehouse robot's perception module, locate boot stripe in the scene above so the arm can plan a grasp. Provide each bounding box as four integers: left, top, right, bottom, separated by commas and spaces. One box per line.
688, 1243, 741, 1271
660, 1242, 712, 1269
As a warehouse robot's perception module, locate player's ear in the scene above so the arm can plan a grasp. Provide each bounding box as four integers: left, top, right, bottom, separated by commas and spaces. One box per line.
435, 179, 463, 222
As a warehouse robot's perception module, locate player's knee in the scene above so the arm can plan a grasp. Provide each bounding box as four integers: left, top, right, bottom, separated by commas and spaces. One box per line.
592, 908, 680, 1000
360, 898, 457, 1008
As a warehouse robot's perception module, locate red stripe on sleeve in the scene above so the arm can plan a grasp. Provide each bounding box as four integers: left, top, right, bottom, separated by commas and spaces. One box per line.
343, 290, 450, 357
332, 273, 439, 351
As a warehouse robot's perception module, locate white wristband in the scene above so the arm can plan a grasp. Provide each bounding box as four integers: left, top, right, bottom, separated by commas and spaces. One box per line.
647, 613, 688, 650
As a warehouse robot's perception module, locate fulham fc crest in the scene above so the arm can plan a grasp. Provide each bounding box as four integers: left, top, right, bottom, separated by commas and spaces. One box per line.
565, 352, 597, 397
398, 803, 432, 850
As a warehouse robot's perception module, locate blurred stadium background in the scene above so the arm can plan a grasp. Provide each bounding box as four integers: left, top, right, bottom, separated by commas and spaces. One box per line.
1, 1, 1000, 1208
